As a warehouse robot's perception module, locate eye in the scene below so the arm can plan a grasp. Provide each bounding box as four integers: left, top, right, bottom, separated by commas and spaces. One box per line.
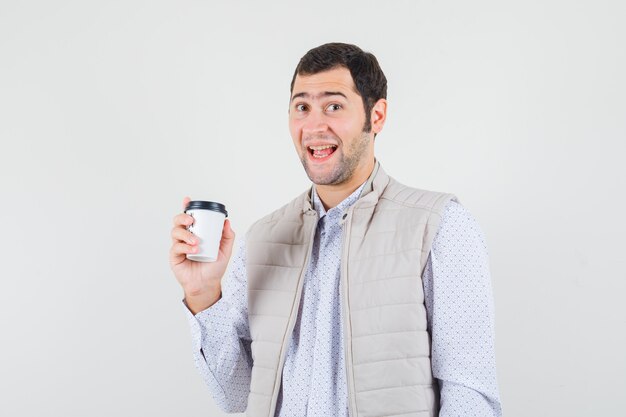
295, 103, 308, 112
326, 103, 342, 112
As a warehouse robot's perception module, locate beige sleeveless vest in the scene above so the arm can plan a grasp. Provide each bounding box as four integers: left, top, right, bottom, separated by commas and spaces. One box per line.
245, 162, 457, 417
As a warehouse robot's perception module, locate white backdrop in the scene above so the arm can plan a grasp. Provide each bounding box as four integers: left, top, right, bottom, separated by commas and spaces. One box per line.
1, 1, 624, 416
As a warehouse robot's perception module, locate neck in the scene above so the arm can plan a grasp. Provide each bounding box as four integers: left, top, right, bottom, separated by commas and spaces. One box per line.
314, 159, 375, 210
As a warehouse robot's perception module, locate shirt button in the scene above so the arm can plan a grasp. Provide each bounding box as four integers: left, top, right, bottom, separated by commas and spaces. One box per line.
342, 213, 347, 219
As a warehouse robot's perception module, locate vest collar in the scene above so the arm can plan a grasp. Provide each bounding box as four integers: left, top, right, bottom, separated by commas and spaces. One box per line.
301, 160, 390, 214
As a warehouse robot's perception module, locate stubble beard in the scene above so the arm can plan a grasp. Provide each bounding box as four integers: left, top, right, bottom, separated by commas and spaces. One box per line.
300, 130, 371, 186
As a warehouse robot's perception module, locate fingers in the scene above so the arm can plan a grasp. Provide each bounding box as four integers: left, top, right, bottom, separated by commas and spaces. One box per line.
173, 212, 194, 228
171, 209, 195, 244
171, 225, 198, 245
174, 196, 193, 227
171, 241, 198, 255
182, 196, 191, 210
170, 198, 195, 266
169, 241, 198, 265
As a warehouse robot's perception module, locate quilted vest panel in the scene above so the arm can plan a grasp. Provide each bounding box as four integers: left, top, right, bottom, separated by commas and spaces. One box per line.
246, 163, 457, 417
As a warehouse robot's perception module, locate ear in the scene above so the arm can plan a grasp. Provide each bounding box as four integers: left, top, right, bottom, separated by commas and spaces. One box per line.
370, 98, 387, 134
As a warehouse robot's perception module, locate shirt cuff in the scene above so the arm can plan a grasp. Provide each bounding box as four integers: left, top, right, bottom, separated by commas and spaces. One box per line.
181, 298, 231, 351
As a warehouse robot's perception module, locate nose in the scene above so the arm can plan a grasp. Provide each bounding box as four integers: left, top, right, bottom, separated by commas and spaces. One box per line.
302, 108, 329, 135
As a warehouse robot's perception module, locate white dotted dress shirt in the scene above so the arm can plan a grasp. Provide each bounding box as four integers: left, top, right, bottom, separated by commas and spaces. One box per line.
183, 183, 502, 416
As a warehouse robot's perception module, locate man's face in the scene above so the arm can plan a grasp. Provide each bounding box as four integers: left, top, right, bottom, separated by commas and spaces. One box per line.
289, 67, 374, 186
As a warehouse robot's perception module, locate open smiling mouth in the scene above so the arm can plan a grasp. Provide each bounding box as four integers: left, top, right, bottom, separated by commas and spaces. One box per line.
308, 145, 338, 159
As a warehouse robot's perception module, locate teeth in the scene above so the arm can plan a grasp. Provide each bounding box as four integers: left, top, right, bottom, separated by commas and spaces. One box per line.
308, 145, 337, 151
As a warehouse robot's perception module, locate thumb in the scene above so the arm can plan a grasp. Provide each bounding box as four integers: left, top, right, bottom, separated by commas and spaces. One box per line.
218, 219, 236, 258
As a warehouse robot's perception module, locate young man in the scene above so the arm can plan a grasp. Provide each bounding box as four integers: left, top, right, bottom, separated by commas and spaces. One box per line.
170, 43, 502, 417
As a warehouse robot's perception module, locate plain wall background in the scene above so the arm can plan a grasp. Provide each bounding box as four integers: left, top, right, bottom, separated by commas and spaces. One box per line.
1, 1, 624, 416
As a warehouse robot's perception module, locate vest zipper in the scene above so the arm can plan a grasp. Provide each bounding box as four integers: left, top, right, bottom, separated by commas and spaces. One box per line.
269, 211, 319, 417
340, 206, 357, 417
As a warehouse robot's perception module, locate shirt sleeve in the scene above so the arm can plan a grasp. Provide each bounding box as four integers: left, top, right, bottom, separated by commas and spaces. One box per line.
182, 238, 252, 413
422, 200, 503, 416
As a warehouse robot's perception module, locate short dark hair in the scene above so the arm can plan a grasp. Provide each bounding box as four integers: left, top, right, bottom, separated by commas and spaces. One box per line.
290, 42, 387, 133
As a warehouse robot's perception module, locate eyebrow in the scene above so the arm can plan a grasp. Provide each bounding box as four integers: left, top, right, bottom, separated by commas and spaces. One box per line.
290, 91, 348, 102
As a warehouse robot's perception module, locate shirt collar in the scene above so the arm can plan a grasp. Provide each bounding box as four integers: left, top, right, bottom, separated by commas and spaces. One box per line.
311, 181, 367, 220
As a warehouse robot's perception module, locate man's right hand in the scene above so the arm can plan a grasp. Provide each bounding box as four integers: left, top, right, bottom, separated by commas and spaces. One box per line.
169, 196, 235, 314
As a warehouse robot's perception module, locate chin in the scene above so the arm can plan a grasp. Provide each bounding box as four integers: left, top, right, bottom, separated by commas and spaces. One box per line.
305, 166, 350, 186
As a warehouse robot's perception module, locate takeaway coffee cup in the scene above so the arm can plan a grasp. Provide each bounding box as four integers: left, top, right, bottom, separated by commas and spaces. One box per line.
184, 201, 228, 262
